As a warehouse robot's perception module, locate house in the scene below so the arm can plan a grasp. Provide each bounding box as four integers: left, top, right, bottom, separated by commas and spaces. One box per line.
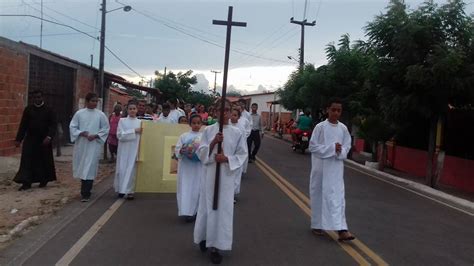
243, 92, 292, 131
0, 36, 159, 156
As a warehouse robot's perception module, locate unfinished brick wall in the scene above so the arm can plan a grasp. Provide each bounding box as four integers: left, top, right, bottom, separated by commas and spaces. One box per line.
0, 46, 28, 156
107, 88, 132, 114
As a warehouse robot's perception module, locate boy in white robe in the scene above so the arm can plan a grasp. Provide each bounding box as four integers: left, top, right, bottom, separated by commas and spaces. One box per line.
308, 97, 355, 241
114, 101, 142, 200
194, 100, 248, 264
175, 114, 203, 222
157, 103, 177, 124
69, 93, 110, 202
229, 108, 249, 197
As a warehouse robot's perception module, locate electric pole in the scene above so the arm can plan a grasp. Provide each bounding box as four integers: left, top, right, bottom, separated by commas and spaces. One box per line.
290, 17, 315, 70
98, 0, 106, 110
211, 70, 221, 93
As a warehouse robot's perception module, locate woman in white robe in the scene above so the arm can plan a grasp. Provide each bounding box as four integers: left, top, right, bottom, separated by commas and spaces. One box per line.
69, 93, 109, 202
175, 115, 203, 221
114, 102, 142, 199
308, 99, 354, 241
193, 102, 248, 264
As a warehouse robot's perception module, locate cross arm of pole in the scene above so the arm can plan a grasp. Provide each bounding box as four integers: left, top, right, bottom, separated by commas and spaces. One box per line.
290, 18, 316, 26
213, 20, 247, 27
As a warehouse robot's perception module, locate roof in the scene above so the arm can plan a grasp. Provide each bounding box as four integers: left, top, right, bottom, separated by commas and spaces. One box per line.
109, 87, 129, 96
242, 91, 276, 97
227, 96, 250, 103
107, 75, 162, 95
1, 38, 159, 95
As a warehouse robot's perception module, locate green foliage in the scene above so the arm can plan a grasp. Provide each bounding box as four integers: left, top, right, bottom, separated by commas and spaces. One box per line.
183, 91, 214, 108
154, 70, 198, 103
279, 0, 474, 154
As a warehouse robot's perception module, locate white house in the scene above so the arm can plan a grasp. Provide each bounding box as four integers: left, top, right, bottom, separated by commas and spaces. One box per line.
243, 92, 293, 131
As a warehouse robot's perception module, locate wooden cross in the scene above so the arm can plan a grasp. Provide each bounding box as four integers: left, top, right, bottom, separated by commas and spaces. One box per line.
212, 6, 246, 210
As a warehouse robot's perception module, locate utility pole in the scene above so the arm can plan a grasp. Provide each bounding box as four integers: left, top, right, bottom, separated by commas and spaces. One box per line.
211, 70, 221, 93
290, 17, 315, 70
98, 0, 106, 111
40, 0, 43, 48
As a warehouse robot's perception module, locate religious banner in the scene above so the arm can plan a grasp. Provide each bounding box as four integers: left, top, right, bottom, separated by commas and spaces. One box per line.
135, 122, 190, 193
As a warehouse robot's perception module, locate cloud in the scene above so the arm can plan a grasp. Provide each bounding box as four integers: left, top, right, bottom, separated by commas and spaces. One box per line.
191, 73, 211, 93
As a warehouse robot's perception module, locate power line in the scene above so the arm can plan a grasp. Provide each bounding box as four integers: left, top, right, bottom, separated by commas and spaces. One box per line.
0, 14, 144, 78
130, 8, 289, 64
31, 0, 98, 30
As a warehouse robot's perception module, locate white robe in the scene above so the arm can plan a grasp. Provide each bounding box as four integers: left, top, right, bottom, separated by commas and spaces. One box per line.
69, 108, 110, 180
230, 120, 249, 194
238, 117, 251, 174
309, 119, 351, 230
114, 117, 141, 194
169, 109, 182, 123
175, 131, 203, 216
157, 114, 176, 124
193, 123, 248, 251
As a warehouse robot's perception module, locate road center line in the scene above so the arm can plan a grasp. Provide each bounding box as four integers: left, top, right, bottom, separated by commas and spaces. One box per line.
255, 160, 373, 266
55, 199, 125, 266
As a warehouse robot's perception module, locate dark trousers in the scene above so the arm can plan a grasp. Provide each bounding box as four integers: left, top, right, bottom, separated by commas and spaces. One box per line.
81, 180, 94, 198
247, 130, 261, 159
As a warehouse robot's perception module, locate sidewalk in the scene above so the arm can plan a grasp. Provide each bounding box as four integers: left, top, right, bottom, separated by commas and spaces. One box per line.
0, 145, 115, 251
270, 132, 474, 213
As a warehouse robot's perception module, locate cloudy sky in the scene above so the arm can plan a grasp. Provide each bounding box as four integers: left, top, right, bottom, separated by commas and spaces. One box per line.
1, 0, 472, 94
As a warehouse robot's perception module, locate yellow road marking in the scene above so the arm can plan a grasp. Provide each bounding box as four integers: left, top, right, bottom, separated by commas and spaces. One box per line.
255, 160, 371, 266
56, 199, 125, 266
256, 158, 389, 266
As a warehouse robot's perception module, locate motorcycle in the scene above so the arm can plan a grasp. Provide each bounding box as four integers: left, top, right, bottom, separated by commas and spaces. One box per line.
292, 130, 311, 154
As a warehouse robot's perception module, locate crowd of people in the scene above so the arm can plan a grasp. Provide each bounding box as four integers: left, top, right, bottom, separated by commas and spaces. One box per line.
13, 91, 354, 264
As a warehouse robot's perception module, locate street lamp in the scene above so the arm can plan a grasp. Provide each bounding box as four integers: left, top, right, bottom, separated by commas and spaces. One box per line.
98, 0, 132, 111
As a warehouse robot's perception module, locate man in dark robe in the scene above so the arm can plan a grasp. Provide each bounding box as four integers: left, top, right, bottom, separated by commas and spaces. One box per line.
14, 90, 57, 191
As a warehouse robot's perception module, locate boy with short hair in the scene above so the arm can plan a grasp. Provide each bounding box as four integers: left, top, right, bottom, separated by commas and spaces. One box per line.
308, 97, 354, 241
69, 93, 110, 202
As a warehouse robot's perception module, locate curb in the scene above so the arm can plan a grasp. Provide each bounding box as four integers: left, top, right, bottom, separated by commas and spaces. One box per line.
0, 176, 114, 266
344, 159, 474, 216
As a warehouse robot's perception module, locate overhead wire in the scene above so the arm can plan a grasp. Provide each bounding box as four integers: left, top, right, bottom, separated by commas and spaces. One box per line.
129, 7, 289, 64
0, 14, 145, 78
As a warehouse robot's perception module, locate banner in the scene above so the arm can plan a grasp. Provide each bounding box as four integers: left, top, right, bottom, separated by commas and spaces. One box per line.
135, 122, 190, 193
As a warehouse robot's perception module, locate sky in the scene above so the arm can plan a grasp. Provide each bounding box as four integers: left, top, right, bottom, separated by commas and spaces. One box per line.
1, 0, 472, 94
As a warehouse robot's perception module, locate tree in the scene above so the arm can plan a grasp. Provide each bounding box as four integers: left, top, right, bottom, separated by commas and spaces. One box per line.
365, 0, 474, 186
154, 70, 197, 102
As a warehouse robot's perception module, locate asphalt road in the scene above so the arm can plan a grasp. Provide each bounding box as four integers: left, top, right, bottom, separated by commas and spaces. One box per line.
5, 136, 474, 265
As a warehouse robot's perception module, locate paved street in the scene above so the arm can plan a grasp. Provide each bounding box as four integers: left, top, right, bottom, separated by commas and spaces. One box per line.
2, 136, 473, 265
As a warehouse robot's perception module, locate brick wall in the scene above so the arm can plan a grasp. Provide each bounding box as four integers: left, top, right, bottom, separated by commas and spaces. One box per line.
0, 46, 28, 156
107, 88, 132, 114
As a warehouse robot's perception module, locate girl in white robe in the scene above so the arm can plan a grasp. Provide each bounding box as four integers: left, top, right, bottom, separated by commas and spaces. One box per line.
308, 98, 354, 241
175, 114, 203, 222
230, 108, 249, 195
193, 101, 248, 264
114, 102, 142, 200
69, 93, 109, 202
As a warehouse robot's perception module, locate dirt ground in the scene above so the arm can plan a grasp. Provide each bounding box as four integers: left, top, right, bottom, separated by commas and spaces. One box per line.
0, 146, 115, 250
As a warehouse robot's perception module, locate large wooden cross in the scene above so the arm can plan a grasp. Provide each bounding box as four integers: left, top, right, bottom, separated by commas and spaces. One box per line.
212, 6, 246, 210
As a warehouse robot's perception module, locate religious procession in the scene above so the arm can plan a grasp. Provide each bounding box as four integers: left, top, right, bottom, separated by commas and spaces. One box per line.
1, 1, 473, 265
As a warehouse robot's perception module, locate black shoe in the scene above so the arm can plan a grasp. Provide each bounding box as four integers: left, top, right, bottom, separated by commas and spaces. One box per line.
210, 250, 223, 264
185, 216, 196, 223
126, 194, 135, 200
81, 197, 90, 202
18, 184, 31, 191
248, 158, 254, 163
118, 193, 125, 198
199, 241, 207, 253
39, 182, 48, 188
